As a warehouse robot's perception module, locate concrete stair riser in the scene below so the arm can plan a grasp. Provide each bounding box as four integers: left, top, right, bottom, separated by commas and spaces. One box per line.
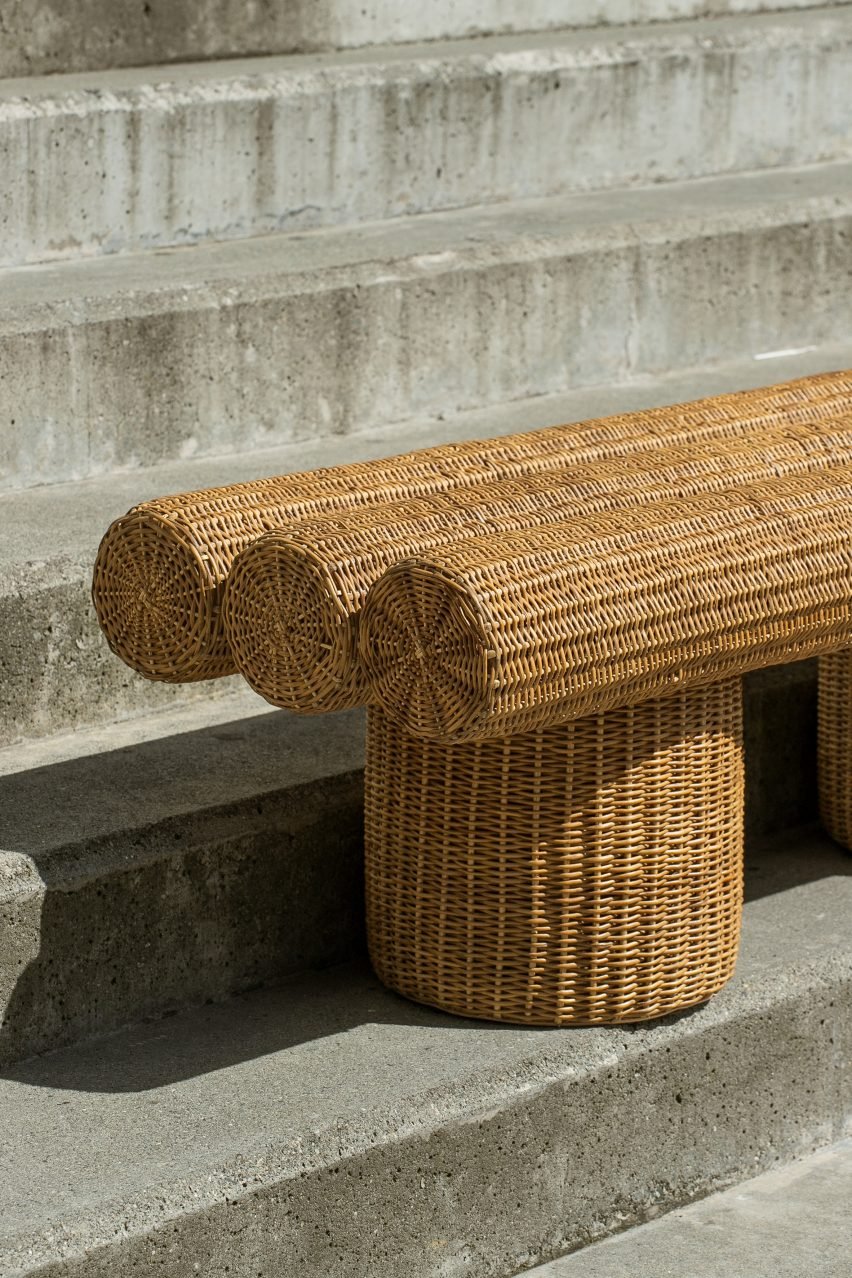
0, 837, 849, 1276
526, 1139, 852, 1276
3, 165, 852, 491
0, 662, 819, 1063
3, 0, 847, 78
0, 765, 365, 1066
1, 11, 851, 267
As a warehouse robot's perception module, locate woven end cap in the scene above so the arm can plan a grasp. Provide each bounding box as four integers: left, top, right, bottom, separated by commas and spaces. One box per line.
223, 533, 362, 713
91, 508, 226, 682
360, 559, 492, 741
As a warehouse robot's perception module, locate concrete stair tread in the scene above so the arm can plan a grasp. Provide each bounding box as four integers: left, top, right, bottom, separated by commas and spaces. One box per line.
1, 828, 850, 1276
5, 158, 852, 321
0, 685, 366, 1066
3, 338, 850, 567
0, 693, 363, 850
3, 0, 847, 79
3, 160, 852, 496
528, 1138, 852, 1277
2, 8, 850, 268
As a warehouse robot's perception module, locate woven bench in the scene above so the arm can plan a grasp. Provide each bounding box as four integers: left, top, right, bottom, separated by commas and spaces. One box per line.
92, 370, 852, 1026
358, 467, 852, 1023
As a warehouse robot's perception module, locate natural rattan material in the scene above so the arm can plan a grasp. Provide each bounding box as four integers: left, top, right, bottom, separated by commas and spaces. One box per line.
365, 682, 744, 1025
361, 467, 852, 743
818, 648, 852, 850
93, 371, 852, 682
224, 416, 852, 714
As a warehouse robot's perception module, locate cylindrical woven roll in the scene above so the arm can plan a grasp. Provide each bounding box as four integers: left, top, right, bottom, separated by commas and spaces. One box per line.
92, 370, 852, 683
365, 681, 744, 1025
818, 648, 852, 850
224, 416, 852, 714
361, 467, 852, 743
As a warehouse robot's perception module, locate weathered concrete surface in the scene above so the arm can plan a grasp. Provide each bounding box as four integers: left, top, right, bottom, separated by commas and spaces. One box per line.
1, 10, 851, 266
1, 342, 847, 740
0, 694, 365, 1063
0, 832, 849, 1277
2, 0, 846, 78
3, 161, 852, 490
0, 648, 817, 1063
529, 1138, 852, 1276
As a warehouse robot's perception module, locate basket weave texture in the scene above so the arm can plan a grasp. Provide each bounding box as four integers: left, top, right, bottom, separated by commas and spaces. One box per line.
92, 371, 852, 684
361, 467, 852, 742
818, 648, 852, 850
365, 681, 744, 1025
224, 415, 852, 715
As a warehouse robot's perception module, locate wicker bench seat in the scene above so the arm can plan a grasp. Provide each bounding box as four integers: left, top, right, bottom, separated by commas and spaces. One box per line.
93, 370, 852, 684
91, 370, 852, 1027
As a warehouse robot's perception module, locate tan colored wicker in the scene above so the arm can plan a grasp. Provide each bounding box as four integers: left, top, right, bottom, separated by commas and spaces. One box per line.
92, 370, 852, 683
365, 681, 744, 1025
224, 416, 852, 715
818, 649, 852, 850
361, 467, 852, 743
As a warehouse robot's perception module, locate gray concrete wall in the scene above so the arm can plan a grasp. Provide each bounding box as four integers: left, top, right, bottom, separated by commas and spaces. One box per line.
3, 13, 851, 267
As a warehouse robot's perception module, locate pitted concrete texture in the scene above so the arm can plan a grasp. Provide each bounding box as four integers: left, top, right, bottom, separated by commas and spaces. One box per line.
0, 693, 366, 1063
1, 0, 845, 77
3, 161, 852, 491
1, 341, 848, 740
0, 831, 849, 1277
1, 10, 851, 267
527, 1139, 852, 1276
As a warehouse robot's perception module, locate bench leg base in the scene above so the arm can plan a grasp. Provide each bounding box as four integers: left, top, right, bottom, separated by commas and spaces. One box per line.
365, 680, 744, 1026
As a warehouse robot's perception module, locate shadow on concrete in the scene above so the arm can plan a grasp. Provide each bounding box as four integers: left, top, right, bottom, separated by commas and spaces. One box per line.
0, 705, 366, 1069
0, 660, 842, 1093
2, 830, 848, 1096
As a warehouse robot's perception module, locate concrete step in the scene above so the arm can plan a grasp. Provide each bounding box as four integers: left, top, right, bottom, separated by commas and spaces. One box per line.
1, 9, 850, 267
0, 828, 849, 1277
3, 161, 852, 492
0, 638, 820, 1064
4, 0, 846, 78
0, 343, 846, 743
0, 690, 366, 1064
525, 1137, 852, 1277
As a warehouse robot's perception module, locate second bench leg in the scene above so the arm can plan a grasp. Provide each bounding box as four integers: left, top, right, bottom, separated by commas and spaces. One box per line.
818, 649, 852, 851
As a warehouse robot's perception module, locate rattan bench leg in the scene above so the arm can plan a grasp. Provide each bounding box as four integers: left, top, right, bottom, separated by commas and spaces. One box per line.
818, 649, 852, 850
364, 679, 745, 1026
